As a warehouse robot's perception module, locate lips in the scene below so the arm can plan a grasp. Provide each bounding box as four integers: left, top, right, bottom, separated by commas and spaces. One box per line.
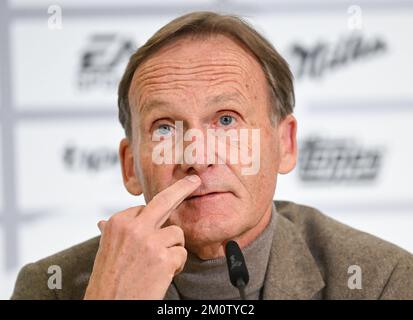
186, 192, 231, 201
183, 177, 236, 202
186, 191, 225, 200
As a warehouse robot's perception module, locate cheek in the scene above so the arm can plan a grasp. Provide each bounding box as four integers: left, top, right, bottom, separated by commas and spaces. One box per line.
261, 127, 280, 170
136, 144, 175, 199
242, 134, 279, 200
145, 168, 174, 199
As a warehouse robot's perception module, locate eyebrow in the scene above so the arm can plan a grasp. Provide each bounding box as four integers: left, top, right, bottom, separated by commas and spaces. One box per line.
139, 92, 244, 115
205, 93, 244, 108
139, 99, 173, 115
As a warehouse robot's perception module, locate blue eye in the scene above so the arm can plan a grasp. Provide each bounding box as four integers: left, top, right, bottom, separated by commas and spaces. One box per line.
219, 115, 234, 126
155, 124, 174, 136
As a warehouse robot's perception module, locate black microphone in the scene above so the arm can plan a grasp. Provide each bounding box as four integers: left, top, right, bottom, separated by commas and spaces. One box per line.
225, 240, 249, 300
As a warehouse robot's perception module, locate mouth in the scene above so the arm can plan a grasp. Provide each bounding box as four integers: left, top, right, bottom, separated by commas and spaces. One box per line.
186, 191, 232, 201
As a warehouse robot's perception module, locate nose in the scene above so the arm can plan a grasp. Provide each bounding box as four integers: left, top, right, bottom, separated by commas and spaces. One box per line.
178, 127, 215, 175
181, 160, 214, 176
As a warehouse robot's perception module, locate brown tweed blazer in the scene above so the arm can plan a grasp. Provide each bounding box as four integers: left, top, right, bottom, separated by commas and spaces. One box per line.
11, 201, 413, 299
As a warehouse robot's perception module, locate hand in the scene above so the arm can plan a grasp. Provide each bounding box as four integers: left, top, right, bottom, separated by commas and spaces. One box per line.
84, 175, 201, 299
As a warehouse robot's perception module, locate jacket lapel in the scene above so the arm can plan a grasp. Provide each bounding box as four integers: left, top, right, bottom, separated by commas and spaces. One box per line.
165, 202, 325, 300
262, 211, 325, 299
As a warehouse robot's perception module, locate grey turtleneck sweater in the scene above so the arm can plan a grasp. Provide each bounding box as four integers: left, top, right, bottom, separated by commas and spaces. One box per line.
164, 203, 277, 300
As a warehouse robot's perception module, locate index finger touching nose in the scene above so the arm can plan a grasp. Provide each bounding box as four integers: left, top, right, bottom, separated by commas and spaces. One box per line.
139, 175, 201, 228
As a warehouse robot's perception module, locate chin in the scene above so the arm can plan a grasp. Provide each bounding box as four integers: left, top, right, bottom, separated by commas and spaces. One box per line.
172, 205, 243, 245
176, 193, 238, 223
184, 219, 239, 248
167, 193, 247, 243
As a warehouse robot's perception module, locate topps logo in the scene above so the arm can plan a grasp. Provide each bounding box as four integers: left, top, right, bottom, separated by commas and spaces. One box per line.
77, 33, 135, 90
298, 137, 383, 183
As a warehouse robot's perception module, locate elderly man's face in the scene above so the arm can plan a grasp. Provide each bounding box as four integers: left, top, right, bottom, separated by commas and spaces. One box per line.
120, 34, 297, 258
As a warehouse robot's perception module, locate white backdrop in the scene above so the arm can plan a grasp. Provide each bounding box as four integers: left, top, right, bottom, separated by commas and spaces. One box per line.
1, 0, 413, 299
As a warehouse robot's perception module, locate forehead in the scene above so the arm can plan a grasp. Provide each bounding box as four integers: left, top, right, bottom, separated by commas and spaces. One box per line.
129, 34, 269, 113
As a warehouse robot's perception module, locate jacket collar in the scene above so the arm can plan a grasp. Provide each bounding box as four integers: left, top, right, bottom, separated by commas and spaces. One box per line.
262, 209, 325, 299
164, 202, 325, 300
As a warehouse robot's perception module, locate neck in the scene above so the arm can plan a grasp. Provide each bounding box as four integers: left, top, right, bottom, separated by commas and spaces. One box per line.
187, 202, 274, 260
171, 202, 277, 300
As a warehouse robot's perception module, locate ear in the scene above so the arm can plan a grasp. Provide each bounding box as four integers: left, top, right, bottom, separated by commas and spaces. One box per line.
119, 138, 143, 195
277, 114, 298, 174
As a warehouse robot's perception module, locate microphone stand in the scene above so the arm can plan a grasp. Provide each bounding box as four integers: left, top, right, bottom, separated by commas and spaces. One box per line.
236, 279, 247, 300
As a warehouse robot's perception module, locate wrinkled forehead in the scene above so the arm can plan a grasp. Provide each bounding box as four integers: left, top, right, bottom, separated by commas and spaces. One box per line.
128, 34, 269, 114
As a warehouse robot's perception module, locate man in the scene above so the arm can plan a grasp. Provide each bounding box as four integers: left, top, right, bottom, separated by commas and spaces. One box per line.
12, 11, 413, 300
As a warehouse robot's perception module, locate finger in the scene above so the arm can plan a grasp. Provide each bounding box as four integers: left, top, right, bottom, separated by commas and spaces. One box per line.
140, 175, 201, 229
153, 225, 185, 248
105, 206, 145, 228
111, 205, 145, 221
99, 206, 144, 234
97, 220, 107, 233
168, 246, 188, 276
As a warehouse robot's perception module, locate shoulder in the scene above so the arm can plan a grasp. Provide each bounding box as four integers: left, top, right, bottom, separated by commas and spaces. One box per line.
274, 200, 413, 299
11, 236, 100, 300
